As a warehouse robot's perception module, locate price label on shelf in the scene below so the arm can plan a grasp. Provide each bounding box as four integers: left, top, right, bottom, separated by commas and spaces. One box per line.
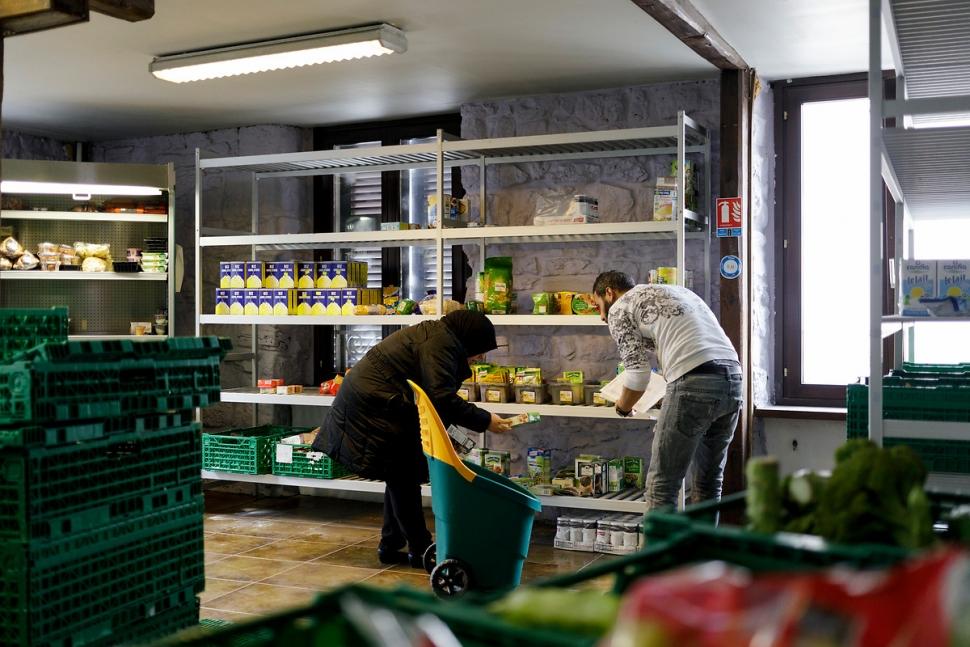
275, 443, 294, 465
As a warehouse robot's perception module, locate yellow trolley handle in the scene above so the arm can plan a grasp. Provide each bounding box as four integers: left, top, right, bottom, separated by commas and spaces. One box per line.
407, 380, 476, 483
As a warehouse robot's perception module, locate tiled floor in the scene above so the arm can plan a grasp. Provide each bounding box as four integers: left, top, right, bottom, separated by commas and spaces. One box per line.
200, 490, 608, 620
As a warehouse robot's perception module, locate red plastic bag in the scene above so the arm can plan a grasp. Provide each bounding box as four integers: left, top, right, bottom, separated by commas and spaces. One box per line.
604, 549, 970, 647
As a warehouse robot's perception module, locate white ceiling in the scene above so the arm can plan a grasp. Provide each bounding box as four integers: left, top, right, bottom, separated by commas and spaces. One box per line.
692, 0, 893, 81
3, 0, 715, 141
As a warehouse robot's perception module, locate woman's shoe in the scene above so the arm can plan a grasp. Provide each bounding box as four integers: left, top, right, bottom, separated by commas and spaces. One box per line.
407, 551, 427, 569
377, 546, 409, 566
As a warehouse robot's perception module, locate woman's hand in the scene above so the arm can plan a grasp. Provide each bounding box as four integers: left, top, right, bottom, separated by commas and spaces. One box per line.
487, 413, 514, 433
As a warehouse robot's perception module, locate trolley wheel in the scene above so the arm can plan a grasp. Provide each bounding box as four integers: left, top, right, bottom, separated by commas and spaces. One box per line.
430, 558, 473, 598
422, 543, 437, 574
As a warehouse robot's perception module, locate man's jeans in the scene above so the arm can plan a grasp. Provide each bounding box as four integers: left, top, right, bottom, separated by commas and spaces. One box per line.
645, 364, 743, 510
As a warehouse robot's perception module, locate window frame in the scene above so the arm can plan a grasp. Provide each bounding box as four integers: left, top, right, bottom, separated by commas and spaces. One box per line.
311, 114, 465, 381
774, 73, 897, 406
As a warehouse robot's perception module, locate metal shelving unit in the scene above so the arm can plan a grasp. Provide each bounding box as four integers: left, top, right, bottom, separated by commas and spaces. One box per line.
869, 0, 970, 490
0, 159, 175, 338
196, 113, 710, 513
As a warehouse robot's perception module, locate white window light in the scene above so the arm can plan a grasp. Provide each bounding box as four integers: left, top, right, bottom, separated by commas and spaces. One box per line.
149, 23, 406, 84
0, 181, 162, 196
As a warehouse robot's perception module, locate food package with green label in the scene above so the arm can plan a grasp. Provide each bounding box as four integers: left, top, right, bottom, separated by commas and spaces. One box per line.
483, 256, 514, 314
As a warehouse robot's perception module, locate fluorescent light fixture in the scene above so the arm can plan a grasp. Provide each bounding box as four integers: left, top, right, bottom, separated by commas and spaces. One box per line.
0, 181, 162, 196
150, 23, 406, 84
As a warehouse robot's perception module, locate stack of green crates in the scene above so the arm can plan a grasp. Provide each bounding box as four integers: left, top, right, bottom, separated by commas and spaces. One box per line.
0, 308, 229, 646
846, 362, 970, 473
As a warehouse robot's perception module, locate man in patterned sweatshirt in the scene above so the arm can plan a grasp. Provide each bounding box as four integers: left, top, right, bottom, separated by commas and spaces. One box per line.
591, 270, 742, 509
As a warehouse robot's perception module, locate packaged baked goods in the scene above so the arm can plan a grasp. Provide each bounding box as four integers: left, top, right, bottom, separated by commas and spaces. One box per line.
73, 242, 111, 259
2, 237, 24, 259
0, 257, 12, 271
37, 242, 58, 255
13, 251, 38, 270
81, 257, 108, 272
572, 293, 599, 316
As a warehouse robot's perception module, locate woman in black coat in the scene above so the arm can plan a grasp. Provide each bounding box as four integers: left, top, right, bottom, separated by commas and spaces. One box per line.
312, 310, 513, 567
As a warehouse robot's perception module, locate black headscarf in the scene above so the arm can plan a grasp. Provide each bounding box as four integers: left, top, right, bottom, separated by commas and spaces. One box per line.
442, 310, 497, 357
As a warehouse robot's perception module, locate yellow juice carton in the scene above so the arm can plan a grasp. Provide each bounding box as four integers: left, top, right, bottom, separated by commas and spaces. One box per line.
325, 290, 343, 316
297, 262, 317, 289
340, 289, 361, 316
229, 289, 245, 315
223, 262, 245, 288
244, 289, 260, 315
295, 290, 313, 315
245, 262, 265, 289
276, 261, 296, 289
263, 262, 279, 289
215, 289, 230, 315
310, 289, 327, 316
258, 290, 274, 316
271, 289, 294, 316
938, 260, 970, 299
315, 262, 332, 288
900, 260, 936, 316
329, 262, 350, 288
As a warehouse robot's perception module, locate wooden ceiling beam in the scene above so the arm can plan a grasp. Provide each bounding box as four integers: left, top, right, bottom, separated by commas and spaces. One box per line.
89, 0, 154, 22
0, 0, 87, 37
630, 0, 747, 70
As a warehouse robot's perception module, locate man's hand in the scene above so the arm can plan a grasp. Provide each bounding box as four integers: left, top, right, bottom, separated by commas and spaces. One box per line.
487, 413, 513, 433
615, 387, 645, 417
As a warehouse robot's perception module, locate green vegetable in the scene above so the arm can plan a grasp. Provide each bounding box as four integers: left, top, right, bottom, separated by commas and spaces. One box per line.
905, 485, 935, 549
608, 619, 673, 647
814, 442, 932, 548
746, 456, 782, 534
489, 588, 620, 636
787, 469, 827, 509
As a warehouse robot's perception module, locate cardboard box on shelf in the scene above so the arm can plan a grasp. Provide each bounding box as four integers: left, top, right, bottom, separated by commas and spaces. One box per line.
315, 262, 332, 288
900, 260, 936, 316
296, 290, 313, 315
229, 289, 245, 315
527, 448, 552, 484
297, 262, 317, 289
222, 262, 245, 288
623, 456, 645, 489
938, 260, 970, 299
258, 290, 274, 315
245, 262, 265, 289
607, 458, 625, 493
215, 289, 231, 315
575, 455, 608, 497
310, 289, 327, 316
271, 289, 295, 316
243, 289, 260, 316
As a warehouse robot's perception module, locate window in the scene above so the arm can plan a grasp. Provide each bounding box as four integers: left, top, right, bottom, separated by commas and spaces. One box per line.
401, 136, 453, 302
776, 75, 895, 406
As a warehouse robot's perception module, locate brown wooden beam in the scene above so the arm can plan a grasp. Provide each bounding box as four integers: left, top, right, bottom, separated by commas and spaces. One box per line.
719, 68, 754, 496
630, 0, 747, 70
89, 0, 153, 22
0, 0, 87, 37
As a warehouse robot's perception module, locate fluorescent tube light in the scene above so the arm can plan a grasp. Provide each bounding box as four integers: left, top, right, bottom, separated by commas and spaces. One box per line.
0, 181, 162, 196
150, 23, 406, 83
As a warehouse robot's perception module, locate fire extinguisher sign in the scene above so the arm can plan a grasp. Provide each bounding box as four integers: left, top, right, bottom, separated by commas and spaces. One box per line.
715, 196, 742, 238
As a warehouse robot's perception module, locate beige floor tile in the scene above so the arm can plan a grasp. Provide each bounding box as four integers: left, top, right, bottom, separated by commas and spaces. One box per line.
200, 578, 250, 604
241, 539, 345, 562
203, 516, 326, 539
205, 552, 230, 565
199, 607, 257, 622
292, 524, 380, 545
520, 562, 570, 584
361, 570, 431, 591
204, 583, 318, 616
263, 562, 380, 591
526, 544, 599, 569
205, 555, 297, 582
204, 532, 277, 555
314, 544, 386, 570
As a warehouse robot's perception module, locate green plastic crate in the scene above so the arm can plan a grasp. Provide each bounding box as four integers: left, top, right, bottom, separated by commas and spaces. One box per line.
0, 410, 193, 449
0, 418, 201, 542
203, 425, 311, 475
0, 307, 68, 363
0, 499, 204, 647
271, 443, 349, 479
102, 589, 200, 647
902, 361, 970, 373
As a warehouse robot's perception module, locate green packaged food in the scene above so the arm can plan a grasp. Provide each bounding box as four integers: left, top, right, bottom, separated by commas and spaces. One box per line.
395, 298, 417, 315
531, 292, 553, 315
484, 257, 513, 314
465, 300, 483, 312
562, 370, 584, 384
572, 292, 599, 315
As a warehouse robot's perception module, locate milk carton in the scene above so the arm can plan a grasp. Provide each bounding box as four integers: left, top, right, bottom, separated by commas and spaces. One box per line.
527, 448, 552, 484
938, 260, 970, 299
900, 260, 936, 316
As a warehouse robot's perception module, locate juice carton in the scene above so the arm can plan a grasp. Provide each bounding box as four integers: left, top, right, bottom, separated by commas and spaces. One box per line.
623, 456, 645, 489
245, 262, 265, 289
938, 260, 970, 299
900, 260, 936, 316
218, 262, 237, 289
297, 262, 317, 289
258, 290, 274, 316
243, 289, 260, 315
527, 448, 552, 484
228, 289, 245, 315
325, 290, 343, 316
315, 262, 332, 288
607, 458, 625, 493
271, 289, 295, 316
481, 450, 511, 477
340, 288, 361, 316
295, 290, 313, 316
215, 289, 230, 315
310, 289, 327, 316
275, 261, 296, 289
264, 262, 280, 289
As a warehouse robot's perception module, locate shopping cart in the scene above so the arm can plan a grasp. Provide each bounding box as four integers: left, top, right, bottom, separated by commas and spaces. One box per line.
407, 380, 542, 598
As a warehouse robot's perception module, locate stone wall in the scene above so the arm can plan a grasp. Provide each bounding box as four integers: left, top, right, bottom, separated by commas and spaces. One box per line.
458, 79, 721, 478
2, 130, 69, 161
750, 80, 775, 411
92, 125, 314, 429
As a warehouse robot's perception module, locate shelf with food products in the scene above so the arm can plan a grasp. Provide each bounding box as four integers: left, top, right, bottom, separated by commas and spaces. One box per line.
0, 271, 167, 281
200, 314, 432, 326
199, 470, 648, 513
1, 210, 168, 224
68, 334, 169, 341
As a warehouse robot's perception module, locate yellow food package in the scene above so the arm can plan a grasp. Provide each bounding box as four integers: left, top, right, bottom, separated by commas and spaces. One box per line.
245, 262, 265, 289
296, 290, 313, 315
258, 290, 273, 316
264, 262, 279, 289
215, 289, 230, 315
310, 289, 327, 316
297, 262, 316, 289
224, 262, 245, 289
244, 289, 260, 316
271, 289, 294, 316
229, 290, 245, 315
277, 262, 296, 289
341, 289, 360, 316
316, 262, 332, 288
326, 290, 342, 316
